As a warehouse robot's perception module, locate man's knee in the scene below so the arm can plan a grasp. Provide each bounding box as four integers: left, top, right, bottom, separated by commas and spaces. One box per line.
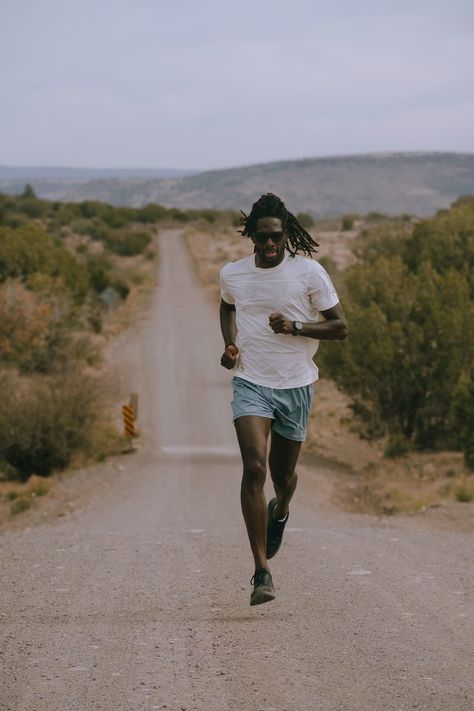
270, 465, 297, 490
242, 458, 266, 492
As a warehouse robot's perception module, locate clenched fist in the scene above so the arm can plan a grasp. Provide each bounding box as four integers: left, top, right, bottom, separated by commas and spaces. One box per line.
269, 312, 293, 334
220, 344, 239, 369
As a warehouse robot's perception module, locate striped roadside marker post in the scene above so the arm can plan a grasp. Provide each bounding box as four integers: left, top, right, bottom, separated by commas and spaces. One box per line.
122, 403, 135, 451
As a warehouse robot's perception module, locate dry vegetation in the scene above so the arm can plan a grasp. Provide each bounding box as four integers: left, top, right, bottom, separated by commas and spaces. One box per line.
184, 220, 472, 517
0, 191, 162, 522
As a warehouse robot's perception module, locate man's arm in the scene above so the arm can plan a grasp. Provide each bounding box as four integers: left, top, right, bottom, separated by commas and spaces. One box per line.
269, 303, 348, 340
220, 299, 239, 369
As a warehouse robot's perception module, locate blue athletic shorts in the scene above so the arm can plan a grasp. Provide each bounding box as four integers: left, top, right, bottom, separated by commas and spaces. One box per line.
231, 377, 314, 442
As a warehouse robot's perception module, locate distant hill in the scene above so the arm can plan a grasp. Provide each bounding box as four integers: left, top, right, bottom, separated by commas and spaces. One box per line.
1, 152, 473, 217
0, 165, 198, 180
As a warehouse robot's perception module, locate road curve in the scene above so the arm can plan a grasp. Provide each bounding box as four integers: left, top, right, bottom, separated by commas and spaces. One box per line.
1, 230, 473, 711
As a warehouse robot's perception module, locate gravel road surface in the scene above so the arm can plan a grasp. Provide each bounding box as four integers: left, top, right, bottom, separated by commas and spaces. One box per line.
1, 230, 473, 711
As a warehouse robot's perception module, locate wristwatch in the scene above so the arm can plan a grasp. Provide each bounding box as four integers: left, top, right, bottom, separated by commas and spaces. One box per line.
292, 321, 304, 335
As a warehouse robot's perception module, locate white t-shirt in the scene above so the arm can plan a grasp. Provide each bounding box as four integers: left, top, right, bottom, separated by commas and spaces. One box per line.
220, 252, 339, 389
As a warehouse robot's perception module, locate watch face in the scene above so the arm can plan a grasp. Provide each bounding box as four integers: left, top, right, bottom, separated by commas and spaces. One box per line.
294, 321, 303, 331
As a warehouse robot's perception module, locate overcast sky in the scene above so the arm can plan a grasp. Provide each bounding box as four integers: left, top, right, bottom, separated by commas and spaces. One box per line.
1, 0, 473, 170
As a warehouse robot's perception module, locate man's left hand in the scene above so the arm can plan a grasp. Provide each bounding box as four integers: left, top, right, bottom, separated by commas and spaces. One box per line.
269, 312, 293, 334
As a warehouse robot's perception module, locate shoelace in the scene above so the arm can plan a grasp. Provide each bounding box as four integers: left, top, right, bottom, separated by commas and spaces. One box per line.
251, 569, 269, 586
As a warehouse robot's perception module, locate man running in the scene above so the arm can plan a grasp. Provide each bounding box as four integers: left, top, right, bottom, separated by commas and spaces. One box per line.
219, 193, 348, 606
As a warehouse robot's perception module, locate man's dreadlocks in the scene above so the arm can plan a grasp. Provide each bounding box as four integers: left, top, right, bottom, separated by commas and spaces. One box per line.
239, 193, 319, 257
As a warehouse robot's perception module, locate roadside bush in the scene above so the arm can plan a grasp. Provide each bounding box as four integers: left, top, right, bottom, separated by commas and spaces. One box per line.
109, 278, 129, 300
98, 206, 133, 229
384, 434, 412, 458
353, 223, 412, 262
297, 212, 315, 229
401, 203, 474, 296
16, 198, 49, 219
366, 211, 388, 222
322, 258, 473, 447
170, 210, 189, 223
0, 224, 90, 300
319, 198, 474, 461
10, 498, 32, 515
341, 214, 355, 231
78, 200, 103, 219
135, 203, 169, 223
18, 328, 90, 375
0, 371, 102, 481
86, 254, 113, 293
455, 484, 474, 502
450, 366, 474, 469
70, 218, 98, 237
104, 229, 151, 256
0, 280, 54, 364
1, 212, 28, 229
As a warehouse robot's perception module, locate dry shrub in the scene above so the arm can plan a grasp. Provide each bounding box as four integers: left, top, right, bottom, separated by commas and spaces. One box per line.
0, 279, 54, 358
0, 370, 103, 481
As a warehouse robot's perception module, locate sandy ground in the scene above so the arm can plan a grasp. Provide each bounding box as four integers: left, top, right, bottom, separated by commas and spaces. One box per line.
1, 229, 473, 711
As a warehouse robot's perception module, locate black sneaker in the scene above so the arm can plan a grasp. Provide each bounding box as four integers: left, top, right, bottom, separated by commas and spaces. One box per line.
266, 497, 289, 559
250, 569, 275, 606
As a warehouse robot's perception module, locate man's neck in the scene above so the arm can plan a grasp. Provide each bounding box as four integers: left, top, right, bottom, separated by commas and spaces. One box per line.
254, 252, 286, 269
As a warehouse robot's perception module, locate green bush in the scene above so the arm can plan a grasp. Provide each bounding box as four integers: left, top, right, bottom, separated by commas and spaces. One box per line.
450, 366, 474, 469
16, 199, 48, 219
0, 372, 102, 480
366, 211, 388, 222
0, 224, 90, 300
10, 498, 32, 515
228, 210, 242, 227
172, 210, 190, 223
320, 198, 474, 457
104, 230, 151, 256
110, 279, 129, 300
341, 214, 355, 231
455, 485, 474, 503
135, 203, 169, 223
297, 212, 315, 229
86, 254, 113, 293
401, 204, 474, 297
384, 434, 412, 458
2, 212, 28, 229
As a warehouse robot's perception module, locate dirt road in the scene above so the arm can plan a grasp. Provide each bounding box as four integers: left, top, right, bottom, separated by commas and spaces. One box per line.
1, 230, 473, 711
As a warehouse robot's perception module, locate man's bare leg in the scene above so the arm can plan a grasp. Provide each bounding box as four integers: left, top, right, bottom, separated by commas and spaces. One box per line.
234, 415, 272, 572
268, 430, 302, 519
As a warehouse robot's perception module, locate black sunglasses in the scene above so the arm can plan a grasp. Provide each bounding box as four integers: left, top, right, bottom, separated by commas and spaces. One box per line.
254, 231, 285, 245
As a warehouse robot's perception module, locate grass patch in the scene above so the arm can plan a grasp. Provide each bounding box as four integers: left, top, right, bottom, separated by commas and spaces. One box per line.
368, 485, 431, 516
31, 482, 49, 497
384, 434, 412, 458
455, 484, 474, 503
10, 497, 32, 515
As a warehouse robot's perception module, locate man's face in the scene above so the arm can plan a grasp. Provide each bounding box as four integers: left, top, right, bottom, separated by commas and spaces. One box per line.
252, 217, 287, 267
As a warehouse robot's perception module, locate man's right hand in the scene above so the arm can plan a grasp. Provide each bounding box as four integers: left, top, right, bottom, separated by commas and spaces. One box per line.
220, 344, 239, 370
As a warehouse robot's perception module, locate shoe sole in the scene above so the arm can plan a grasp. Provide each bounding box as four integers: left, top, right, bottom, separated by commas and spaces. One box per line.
250, 586, 276, 606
